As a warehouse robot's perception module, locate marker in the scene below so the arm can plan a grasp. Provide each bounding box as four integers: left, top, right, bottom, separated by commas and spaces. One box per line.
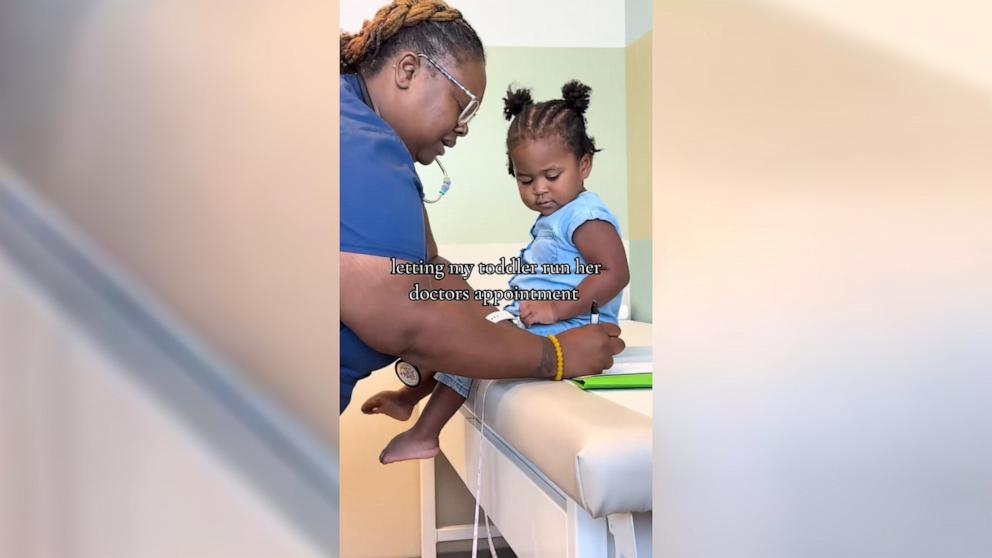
590, 300, 599, 324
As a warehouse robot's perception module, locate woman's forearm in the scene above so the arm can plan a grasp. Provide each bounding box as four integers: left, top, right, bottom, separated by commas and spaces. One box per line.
399, 255, 556, 379
341, 251, 607, 381
400, 305, 556, 379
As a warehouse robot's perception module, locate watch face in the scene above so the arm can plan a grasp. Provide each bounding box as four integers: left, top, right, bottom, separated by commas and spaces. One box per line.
394, 361, 421, 387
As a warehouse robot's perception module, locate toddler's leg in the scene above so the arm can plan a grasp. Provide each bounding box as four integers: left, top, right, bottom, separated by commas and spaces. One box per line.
379, 374, 471, 464
361, 371, 437, 421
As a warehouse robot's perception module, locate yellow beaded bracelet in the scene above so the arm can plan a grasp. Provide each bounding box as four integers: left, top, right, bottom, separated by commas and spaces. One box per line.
547, 334, 563, 381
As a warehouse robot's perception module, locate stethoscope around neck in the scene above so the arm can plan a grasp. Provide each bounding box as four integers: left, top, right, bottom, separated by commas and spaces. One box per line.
370, 99, 452, 204
422, 157, 451, 204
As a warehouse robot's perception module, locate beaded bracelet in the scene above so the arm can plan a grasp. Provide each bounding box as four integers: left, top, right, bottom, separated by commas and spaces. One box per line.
547, 334, 563, 381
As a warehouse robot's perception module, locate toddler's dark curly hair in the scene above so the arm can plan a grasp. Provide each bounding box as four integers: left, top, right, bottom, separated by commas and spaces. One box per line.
502, 80, 601, 175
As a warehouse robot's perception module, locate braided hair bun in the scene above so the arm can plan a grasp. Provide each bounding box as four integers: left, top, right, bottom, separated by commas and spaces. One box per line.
503, 86, 533, 121
561, 80, 592, 115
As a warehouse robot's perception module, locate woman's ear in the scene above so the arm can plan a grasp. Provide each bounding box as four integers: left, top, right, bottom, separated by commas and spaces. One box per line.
579, 153, 593, 179
393, 52, 419, 90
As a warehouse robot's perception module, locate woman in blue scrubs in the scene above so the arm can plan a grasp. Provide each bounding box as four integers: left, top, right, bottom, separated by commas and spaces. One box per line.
339, 0, 625, 412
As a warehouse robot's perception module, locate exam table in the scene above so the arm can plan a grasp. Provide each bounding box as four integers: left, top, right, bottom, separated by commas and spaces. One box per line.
420, 320, 652, 558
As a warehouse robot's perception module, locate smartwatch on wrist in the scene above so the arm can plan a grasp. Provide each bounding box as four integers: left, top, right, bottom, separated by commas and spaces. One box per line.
394, 360, 421, 387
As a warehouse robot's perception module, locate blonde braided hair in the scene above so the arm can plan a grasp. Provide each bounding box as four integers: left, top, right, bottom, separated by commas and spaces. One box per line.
340, 0, 483, 74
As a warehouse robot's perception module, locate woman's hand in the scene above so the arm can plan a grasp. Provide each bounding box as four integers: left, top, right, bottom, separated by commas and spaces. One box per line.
555, 323, 625, 378
519, 301, 559, 326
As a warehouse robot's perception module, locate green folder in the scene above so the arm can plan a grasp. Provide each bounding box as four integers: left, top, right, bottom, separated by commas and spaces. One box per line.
571, 373, 652, 390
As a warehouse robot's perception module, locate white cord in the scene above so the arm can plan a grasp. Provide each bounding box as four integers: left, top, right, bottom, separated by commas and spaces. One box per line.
472, 314, 524, 557
471, 379, 499, 557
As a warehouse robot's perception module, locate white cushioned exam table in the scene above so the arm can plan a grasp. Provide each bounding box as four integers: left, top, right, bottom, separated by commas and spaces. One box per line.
421, 321, 653, 558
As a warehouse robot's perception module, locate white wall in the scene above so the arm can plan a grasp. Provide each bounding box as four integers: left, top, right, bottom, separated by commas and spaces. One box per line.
0, 250, 324, 558
341, 0, 627, 48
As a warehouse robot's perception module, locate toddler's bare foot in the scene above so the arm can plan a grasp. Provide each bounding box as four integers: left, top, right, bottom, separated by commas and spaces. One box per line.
379, 428, 440, 464
361, 389, 418, 421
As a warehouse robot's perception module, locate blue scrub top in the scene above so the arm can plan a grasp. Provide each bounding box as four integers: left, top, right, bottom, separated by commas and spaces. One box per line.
340, 73, 426, 412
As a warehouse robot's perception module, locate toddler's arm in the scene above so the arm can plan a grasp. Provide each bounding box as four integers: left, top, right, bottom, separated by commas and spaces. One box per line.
519, 220, 630, 326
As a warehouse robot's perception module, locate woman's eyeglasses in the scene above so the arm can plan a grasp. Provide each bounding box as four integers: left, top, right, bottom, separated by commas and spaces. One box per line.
418, 54, 480, 126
